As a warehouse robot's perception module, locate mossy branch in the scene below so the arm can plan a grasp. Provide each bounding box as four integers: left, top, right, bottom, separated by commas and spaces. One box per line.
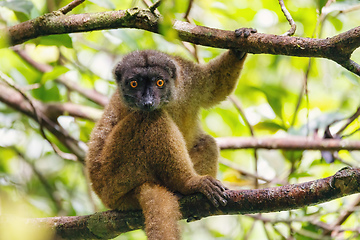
1, 167, 359, 239
1, 7, 360, 75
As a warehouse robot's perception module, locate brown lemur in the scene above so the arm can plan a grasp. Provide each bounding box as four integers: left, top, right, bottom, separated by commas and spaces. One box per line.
86, 28, 256, 239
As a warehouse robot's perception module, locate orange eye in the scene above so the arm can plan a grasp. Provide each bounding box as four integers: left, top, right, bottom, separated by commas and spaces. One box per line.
130, 80, 138, 88
156, 79, 164, 87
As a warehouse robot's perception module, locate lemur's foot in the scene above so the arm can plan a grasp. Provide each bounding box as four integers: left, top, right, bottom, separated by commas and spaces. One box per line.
235, 27, 257, 38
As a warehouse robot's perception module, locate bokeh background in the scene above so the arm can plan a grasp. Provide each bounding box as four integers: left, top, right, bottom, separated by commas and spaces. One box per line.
1, 0, 360, 239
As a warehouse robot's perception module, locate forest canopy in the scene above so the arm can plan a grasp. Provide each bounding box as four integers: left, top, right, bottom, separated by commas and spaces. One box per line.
1, 0, 360, 239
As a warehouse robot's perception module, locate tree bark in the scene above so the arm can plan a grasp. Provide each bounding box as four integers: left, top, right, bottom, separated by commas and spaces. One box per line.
1, 167, 359, 239
2, 8, 360, 75
217, 136, 360, 151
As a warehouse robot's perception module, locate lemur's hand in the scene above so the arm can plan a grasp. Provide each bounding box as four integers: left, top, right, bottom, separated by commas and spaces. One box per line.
232, 27, 257, 59
235, 27, 257, 38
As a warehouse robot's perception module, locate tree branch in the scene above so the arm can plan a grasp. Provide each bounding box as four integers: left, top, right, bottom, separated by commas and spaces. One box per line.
0, 82, 87, 161
42, 102, 102, 122
217, 136, 360, 151
2, 8, 360, 75
183, 0, 194, 20
59, 0, 85, 15
10, 147, 63, 212
12, 47, 109, 107
149, 0, 161, 13
0, 71, 80, 161
335, 58, 360, 77
0, 81, 101, 122
335, 106, 360, 136
3, 167, 359, 239
278, 0, 296, 36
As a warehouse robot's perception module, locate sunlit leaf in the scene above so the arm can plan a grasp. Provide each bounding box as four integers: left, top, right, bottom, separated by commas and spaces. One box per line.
282, 150, 304, 163
289, 171, 312, 179
249, 85, 287, 122
41, 66, 69, 83
317, 0, 328, 14
32, 82, 61, 102
328, 16, 343, 31
0, 31, 10, 48
254, 120, 287, 132
36, 35, 73, 48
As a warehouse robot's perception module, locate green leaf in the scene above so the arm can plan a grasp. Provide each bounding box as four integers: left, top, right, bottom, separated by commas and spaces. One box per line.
249, 85, 287, 122
310, 159, 327, 167
317, 0, 328, 14
87, 0, 116, 9
328, 16, 343, 31
254, 120, 287, 132
265, 93, 283, 120
41, 66, 69, 83
32, 81, 61, 102
293, 222, 323, 240
37, 35, 73, 48
289, 171, 312, 179
282, 150, 304, 163
0, 0, 34, 15
13, 11, 30, 22
0, 31, 9, 48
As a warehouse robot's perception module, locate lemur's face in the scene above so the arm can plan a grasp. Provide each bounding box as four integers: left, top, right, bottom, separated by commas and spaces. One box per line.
114, 50, 177, 112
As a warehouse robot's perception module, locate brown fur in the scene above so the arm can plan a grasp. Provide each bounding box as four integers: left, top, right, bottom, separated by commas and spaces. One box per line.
86, 49, 247, 239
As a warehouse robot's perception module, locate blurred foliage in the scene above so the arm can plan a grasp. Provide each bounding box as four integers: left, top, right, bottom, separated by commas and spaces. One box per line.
1, 0, 360, 239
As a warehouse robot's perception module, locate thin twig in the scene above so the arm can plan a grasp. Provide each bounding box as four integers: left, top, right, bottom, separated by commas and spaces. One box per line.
229, 95, 254, 136
278, 0, 296, 36
335, 107, 360, 136
11, 147, 63, 212
228, 95, 259, 188
183, 0, 194, 20
181, 42, 200, 63
250, 213, 333, 232
12, 47, 109, 107
335, 58, 360, 77
337, 3, 360, 15
290, 59, 312, 128
217, 136, 360, 151
141, 0, 160, 16
59, 0, 85, 15
179, 0, 200, 62
0, 75, 84, 161
291, 0, 335, 130
0, 72, 78, 161
149, 0, 161, 13
220, 158, 287, 185
342, 127, 360, 139
141, 0, 152, 7
324, 195, 360, 236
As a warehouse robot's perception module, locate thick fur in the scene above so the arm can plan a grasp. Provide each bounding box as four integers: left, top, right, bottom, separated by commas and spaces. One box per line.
86, 49, 246, 239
